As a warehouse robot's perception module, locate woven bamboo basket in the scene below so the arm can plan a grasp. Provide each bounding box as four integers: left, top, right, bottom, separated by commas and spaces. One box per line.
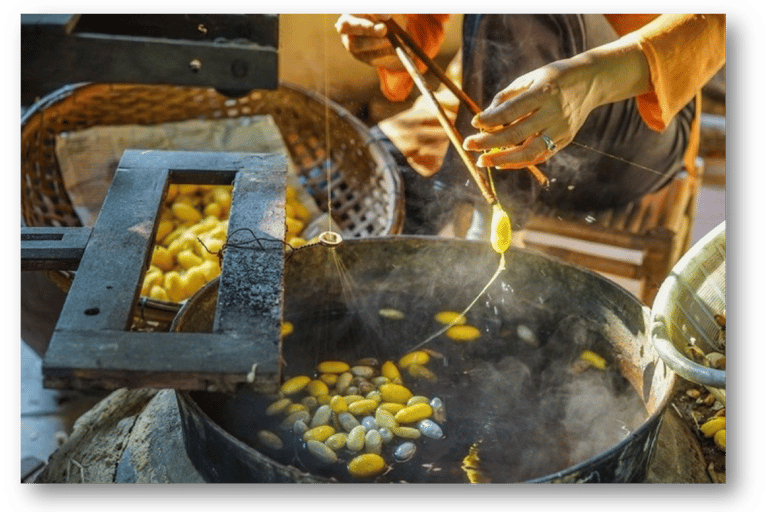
21, 82, 405, 328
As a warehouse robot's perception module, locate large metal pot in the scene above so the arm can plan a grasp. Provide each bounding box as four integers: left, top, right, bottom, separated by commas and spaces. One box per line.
173, 237, 675, 483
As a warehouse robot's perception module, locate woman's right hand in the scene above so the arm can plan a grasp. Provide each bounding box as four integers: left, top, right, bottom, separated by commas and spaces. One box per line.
335, 14, 407, 70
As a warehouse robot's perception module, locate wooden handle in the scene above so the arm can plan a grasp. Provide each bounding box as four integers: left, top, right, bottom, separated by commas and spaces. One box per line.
384, 19, 549, 189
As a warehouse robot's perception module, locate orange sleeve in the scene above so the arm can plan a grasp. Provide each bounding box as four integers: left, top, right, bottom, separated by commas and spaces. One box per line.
621, 14, 726, 131
377, 14, 451, 102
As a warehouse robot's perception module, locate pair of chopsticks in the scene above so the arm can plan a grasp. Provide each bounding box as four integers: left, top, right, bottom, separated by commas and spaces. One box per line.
383, 19, 549, 204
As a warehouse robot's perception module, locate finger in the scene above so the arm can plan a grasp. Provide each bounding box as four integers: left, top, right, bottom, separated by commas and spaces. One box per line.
473, 88, 550, 132
335, 14, 388, 37
464, 107, 554, 151
476, 134, 558, 169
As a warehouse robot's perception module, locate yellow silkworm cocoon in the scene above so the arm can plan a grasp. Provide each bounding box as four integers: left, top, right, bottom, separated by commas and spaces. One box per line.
490, 203, 512, 254
180, 267, 207, 297
165, 184, 180, 202
171, 201, 202, 223
281, 322, 294, 337
257, 430, 283, 451
378, 384, 413, 404
435, 311, 467, 325
330, 395, 348, 414
325, 432, 348, 451
155, 220, 175, 242
446, 325, 482, 342
288, 237, 307, 248
580, 350, 607, 370
380, 361, 402, 382
302, 425, 336, 443
142, 268, 163, 295
151, 246, 175, 272
394, 403, 433, 423
342, 394, 366, 405
149, 285, 169, 302
163, 271, 186, 303
292, 201, 311, 222
212, 186, 232, 209
197, 260, 220, 281
177, 249, 203, 270
714, 429, 726, 450
285, 217, 304, 236
199, 237, 224, 261
203, 201, 223, 219
319, 373, 339, 387
265, 397, 292, 416
391, 426, 421, 439
378, 308, 405, 320
700, 417, 726, 437
177, 184, 199, 195
347, 453, 386, 478
307, 379, 330, 397
284, 403, 309, 415
398, 351, 430, 369
317, 361, 351, 374
406, 364, 438, 382
285, 186, 297, 202
280, 375, 311, 395
347, 399, 379, 416
377, 402, 405, 415
187, 215, 220, 236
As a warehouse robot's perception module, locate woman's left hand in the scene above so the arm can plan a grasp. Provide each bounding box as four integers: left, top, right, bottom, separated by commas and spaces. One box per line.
463, 57, 601, 169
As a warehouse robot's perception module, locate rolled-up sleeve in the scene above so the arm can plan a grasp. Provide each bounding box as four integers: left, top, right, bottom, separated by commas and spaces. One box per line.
378, 14, 451, 101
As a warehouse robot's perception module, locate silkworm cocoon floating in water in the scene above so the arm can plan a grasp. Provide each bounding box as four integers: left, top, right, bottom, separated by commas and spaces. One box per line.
365, 429, 383, 454
378, 308, 405, 320
490, 203, 512, 254
310, 405, 332, 428
284, 403, 309, 415
395, 403, 433, 423
361, 416, 377, 431
406, 395, 430, 406
375, 408, 398, 430
282, 411, 310, 429
445, 325, 481, 342
257, 430, 283, 450
346, 425, 366, 452
317, 360, 350, 374
377, 402, 405, 415
350, 365, 376, 379
430, 397, 446, 423
338, 412, 360, 432
700, 417, 726, 437
398, 351, 430, 368
418, 419, 444, 439
714, 429, 726, 450
325, 432, 347, 451
392, 426, 421, 439
379, 383, 413, 404
319, 373, 338, 387
293, 420, 308, 436
342, 394, 365, 405
348, 399, 379, 416
347, 453, 387, 478
266, 398, 291, 416
306, 439, 338, 465
406, 364, 438, 382
301, 396, 318, 410
371, 376, 391, 387
280, 322, 294, 337
330, 395, 348, 414
366, 390, 382, 403
380, 361, 402, 382
378, 427, 394, 444
306, 379, 329, 397
394, 442, 417, 462
335, 372, 354, 393
579, 350, 607, 370
302, 425, 336, 443
434, 311, 467, 325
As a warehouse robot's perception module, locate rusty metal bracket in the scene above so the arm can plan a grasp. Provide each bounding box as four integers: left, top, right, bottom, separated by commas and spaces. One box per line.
27, 149, 286, 392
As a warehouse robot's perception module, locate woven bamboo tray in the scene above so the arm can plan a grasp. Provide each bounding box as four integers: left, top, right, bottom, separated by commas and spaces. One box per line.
21, 82, 405, 327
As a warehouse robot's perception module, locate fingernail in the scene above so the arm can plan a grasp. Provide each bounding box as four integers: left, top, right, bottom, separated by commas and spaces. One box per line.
470, 115, 480, 128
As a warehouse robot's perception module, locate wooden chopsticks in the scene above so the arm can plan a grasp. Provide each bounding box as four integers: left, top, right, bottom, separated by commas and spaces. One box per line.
383, 19, 549, 190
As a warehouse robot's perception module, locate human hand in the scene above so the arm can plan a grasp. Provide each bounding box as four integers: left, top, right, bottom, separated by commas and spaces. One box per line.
462, 57, 601, 170
335, 14, 408, 70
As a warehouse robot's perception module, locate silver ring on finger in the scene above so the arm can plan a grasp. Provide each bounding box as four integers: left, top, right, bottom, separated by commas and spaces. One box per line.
540, 134, 556, 152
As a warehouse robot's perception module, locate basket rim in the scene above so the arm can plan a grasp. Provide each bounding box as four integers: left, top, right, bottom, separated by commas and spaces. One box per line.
650, 221, 726, 389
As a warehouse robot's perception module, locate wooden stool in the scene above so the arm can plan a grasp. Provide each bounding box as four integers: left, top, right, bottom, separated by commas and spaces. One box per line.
522, 163, 703, 306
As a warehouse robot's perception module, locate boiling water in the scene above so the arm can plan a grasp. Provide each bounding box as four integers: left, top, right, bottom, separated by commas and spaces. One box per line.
197, 285, 647, 483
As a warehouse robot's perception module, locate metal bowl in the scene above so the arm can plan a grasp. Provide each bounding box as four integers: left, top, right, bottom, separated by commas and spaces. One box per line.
651, 221, 726, 395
